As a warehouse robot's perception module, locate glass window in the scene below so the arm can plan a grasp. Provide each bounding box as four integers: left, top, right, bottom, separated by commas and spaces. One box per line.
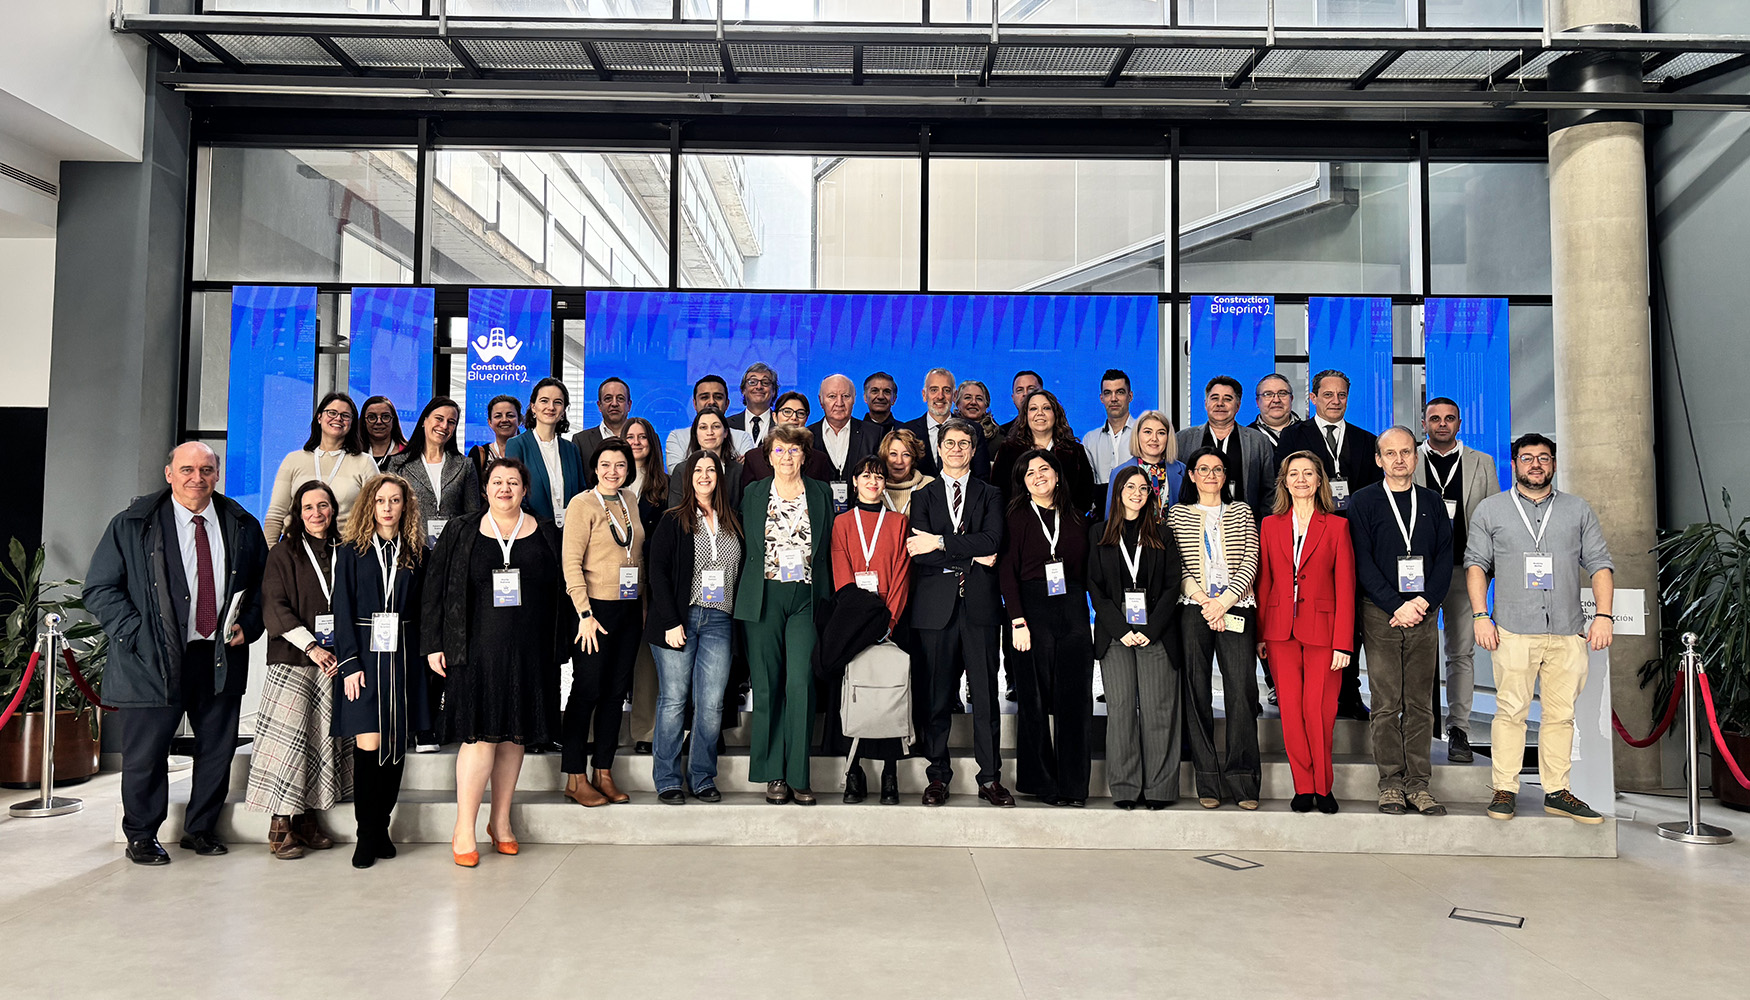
934, 0, 1167, 24
204, 1, 421, 12
186, 291, 232, 433
196, 147, 418, 284
1179, 160, 1415, 295
453, 1, 675, 16
1425, 0, 1542, 27
1178, 0, 1412, 26
928, 158, 1168, 292
691, 0, 923, 20
1429, 162, 1552, 296
1510, 304, 1553, 438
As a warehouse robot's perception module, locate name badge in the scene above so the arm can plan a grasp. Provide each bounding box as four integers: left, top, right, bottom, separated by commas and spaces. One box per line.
1524, 553, 1554, 591
619, 566, 641, 600
1206, 583, 1226, 598
1124, 589, 1147, 626
856, 571, 880, 593
830, 482, 849, 512
1044, 560, 1067, 597
701, 569, 726, 603
1330, 479, 1351, 509
313, 613, 335, 648
493, 568, 522, 607
778, 546, 807, 583
1444, 499, 1459, 522
426, 518, 448, 548
369, 612, 399, 653
1397, 556, 1426, 593
1223, 612, 1247, 633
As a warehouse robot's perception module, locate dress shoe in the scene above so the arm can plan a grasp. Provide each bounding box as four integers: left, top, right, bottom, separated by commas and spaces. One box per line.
1237, 799, 1260, 811
978, 783, 1016, 808
126, 838, 170, 866
1064, 798, 1087, 808
1316, 793, 1340, 814
1447, 727, 1474, 763
792, 788, 817, 806
1144, 798, 1171, 811
843, 767, 867, 804
766, 780, 792, 804
454, 849, 480, 868
489, 828, 520, 854
290, 813, 334, 850
879, 770, 899, 806
922, 780, 948, 807
1113, 799, 1138, 811
1291, 793, 1316, 813
565, 772, 610, 808
1198, 797, 1221, 809
658, 789, 686, 805
593, 769, 631, 804
694, 785, 722, 803
267, 816, 306, 860
179, 832, 228, 856
1037, 794, 1060, 806
634, 741, 653, 755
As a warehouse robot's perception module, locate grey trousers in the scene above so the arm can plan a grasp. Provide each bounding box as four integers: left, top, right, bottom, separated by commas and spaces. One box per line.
1100, 639, 1181, 802
1362, 602, 1440, 793
1437, 583, 1476, 737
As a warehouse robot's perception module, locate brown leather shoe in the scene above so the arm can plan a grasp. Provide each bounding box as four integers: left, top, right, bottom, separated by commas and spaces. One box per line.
267, 816, 306, 860
922, 780, 949, 807
565, 772, 610, 808
791, 788, 817, 806
290, 813, 334, 850
978, 782, 1017, 808
593, 769, 631, 804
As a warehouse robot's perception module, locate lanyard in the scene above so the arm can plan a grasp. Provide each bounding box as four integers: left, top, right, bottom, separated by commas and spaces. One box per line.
855, 508, 886, 572
373, 537, 401, 613
313, 449, 344, 484
595, 489, 633, 562
1031, 502, 1060, 560
1512, 489, 1555, 550
1423, 445, 1462, 494
1202, 505, 1224, 564
487, 511, 527, 567
1117, 529, 1143, 587
698, 506, 720, 562
1385, 487, 1419, 555
1292, 511, 1310, 573
301, 538, 336, 603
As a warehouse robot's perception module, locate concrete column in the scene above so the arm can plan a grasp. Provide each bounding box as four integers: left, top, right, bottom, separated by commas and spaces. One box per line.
1548, 0, 1661, 789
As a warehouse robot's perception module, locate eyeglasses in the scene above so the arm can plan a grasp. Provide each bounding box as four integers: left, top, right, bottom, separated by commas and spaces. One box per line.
319, 409, 353, 421
940, 439, 972, 451
1516, 454, 1555, 467
745, 376, 776, 388
772, 446, 803, 458
1193, 466, 1226, 477
364, 413, 394, 423
777, 407, 809, 419
1258, 390, 1293, 401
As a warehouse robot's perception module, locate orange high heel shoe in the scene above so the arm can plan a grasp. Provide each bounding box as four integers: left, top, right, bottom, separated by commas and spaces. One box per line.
454, 848, 480, 868
488, 831, 519, 856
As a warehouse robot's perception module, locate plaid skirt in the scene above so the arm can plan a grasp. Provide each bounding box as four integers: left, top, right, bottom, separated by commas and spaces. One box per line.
245, 662, 355, 815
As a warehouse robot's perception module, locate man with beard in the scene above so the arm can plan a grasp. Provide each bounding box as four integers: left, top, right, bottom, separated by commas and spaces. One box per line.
1249, 372, 1301, 449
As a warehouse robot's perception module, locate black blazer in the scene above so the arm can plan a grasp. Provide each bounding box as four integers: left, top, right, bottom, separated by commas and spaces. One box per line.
907, 474, 1005, 629
1274, 418, 1383, 499
1085, 519, 1182, 658
900, 415, 991, 481
644, 508, 743, 646
805, 416, 877, 480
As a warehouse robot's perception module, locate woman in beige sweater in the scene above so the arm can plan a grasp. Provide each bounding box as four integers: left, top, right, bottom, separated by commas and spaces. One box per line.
263, 392, 379, 545
560, 438, 646, 806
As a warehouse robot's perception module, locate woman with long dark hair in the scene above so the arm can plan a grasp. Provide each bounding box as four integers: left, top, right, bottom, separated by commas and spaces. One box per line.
360, 395, 407, 472
1086, 465, 1182, 810
263, 392, 377, 544
390, 396, 481, 549
624, 414, 671, 755
991, 388, 1097, 518
505, 377, 585, 527
998, 448, 1095, 806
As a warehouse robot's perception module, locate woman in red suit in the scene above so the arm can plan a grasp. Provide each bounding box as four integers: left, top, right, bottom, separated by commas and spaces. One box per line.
1256, 451, 1356, 814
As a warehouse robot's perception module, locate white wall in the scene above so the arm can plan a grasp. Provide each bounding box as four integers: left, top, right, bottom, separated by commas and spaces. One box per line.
0, 0, 147, 164
0, 237, 56, 407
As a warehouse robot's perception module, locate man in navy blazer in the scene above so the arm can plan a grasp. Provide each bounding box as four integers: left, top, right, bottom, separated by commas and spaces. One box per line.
902, 367, 991, 481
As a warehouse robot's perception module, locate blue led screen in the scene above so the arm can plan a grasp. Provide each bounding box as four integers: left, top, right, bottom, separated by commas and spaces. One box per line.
349, 287, 435, 430
464, 288, 553, 448
226, 286, 318, 524
1308, 296, 1395, 433
1187, 294, 1276, 427
1425, 297, 1512, 491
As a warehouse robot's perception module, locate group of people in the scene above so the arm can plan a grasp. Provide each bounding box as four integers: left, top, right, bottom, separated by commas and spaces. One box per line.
83, 362, 1618, 870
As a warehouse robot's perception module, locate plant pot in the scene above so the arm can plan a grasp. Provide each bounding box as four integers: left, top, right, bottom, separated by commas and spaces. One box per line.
0, 710, 100, 788
1715, 730, 1750, 812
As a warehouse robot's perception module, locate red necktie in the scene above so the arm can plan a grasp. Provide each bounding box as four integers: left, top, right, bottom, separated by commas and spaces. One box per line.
193, 514, 218, 638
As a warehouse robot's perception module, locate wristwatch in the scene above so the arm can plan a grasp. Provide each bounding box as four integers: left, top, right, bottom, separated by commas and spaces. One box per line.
578, 607, 594, 621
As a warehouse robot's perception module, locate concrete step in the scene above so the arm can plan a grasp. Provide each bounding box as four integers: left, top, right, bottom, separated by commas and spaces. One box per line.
122, 786, 1616, 858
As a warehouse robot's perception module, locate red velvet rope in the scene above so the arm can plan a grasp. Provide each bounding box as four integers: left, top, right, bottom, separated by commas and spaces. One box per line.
1697, 672, 1750, 790
0, 652, 40, 731
62, 649, 115, 712
1612, 669, 1685, 749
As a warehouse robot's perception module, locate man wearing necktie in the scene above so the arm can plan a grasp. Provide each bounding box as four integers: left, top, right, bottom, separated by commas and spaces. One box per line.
84, 442, 267, 866
728, 362, 779, 446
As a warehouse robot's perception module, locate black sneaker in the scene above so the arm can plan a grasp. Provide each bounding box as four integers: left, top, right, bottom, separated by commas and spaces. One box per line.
1487, 789, 1516, 820
1543, 789, 1604, 824
1447, 727, 1474, 763
693, 786, 722, 803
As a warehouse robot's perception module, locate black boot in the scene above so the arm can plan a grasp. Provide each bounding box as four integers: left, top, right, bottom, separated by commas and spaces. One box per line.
375, 754, 405, 859
879, 761, 899, 806
351, 748, 377, 869
843, 764, 867, 804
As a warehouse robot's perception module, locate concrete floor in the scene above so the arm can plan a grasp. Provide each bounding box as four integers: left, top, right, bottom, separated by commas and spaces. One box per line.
1, 771, 1745, 1000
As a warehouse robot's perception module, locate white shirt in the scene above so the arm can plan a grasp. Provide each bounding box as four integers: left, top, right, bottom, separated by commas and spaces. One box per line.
1082, 414, 1136, 486
422, 459, 445, 503
940, 469, 972, 532
921, 413, 951, 464
665, 425, 757, 472
172, 499, 227, 642
740, 410, 772, 445
820, 420, 855, 472
535, 433, 565, 527
1314, 415, 1347, 462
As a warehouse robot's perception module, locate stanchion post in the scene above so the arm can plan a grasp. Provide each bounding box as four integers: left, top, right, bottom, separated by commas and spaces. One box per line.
1657, 633, 1732, 845
9, 613, 83, 818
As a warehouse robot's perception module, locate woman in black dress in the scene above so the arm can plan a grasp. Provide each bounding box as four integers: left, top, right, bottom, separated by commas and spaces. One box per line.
424, 457, 567, 867
332, 473, 426, 869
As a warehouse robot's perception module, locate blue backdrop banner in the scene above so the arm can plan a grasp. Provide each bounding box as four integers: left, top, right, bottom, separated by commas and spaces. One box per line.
1424, 298, 1512, 490
227, 286, 318, 524
349, 287, 434, 430
581, 291, 1161, 445
1187, 295, 1275, 427
1308, 296, 1395, 433
465, 288, 552, 448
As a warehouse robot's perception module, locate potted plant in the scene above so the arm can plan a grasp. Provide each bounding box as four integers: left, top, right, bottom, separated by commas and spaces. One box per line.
1645, 490, 1750, 811
0, 539, 107, 788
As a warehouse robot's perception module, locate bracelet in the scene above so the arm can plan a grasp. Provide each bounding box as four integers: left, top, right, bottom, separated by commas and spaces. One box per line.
1594, 612, 1613, 620
1471, 612, 1491, 620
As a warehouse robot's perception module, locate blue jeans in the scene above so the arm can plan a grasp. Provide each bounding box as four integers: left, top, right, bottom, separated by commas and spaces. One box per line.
651, 605, 734, 794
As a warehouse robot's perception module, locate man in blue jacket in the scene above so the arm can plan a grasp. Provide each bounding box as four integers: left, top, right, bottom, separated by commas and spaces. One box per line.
83, 442, 267, 865
1347, 426, 1453, 817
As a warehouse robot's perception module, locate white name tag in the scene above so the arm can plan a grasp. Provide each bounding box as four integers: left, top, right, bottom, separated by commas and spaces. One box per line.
701, 569, 725, 603
426, 518, 448, 548
619, 566, 641, 600
370, 612, 399, 653
855, 571, 880, 593
313, 613, 335, 647
1044, 560, 1067, 597
1331, 479, 1351, 509
778, 546, 807, 583
830, 482, 849, 511
1398, 556, 1426, 593
1444, 499, 1459, 522
1525, 553, 1554, 591
1124, 590, 1147, 626
493, 568, 522, 607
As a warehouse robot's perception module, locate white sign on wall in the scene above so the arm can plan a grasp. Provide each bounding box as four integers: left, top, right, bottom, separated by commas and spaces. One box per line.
1581, 587, 1646, 636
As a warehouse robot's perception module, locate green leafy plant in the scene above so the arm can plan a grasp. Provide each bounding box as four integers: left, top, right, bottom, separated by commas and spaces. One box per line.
1642, 489, 1750, 735
1, 539, 108, 734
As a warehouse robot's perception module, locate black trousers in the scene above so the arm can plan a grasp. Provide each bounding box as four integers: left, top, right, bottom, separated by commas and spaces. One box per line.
563, 599, 641, 774
1012, 583, 1094, 802
1180, 606, 1262, 801
917, 601, 1001, 786
119, 641, 243, 842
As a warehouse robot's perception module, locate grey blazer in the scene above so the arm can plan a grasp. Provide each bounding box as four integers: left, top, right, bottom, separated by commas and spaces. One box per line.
1176, 423, 1276, 518
388, 450, 482, 545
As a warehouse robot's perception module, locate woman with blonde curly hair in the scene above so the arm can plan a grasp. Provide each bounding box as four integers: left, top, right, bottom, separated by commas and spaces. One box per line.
332, 473, 427, 868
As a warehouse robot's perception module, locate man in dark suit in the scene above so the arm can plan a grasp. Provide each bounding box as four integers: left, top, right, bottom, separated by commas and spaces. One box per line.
860, 370, 900, 438
83, 442, 267, 865
1273, 369, 1381, 720
572, 375, 632, 458
901, 366, 991, 480
906, 419, 1014, 808
727, 362, 779, 447
807, 373, 875, 499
